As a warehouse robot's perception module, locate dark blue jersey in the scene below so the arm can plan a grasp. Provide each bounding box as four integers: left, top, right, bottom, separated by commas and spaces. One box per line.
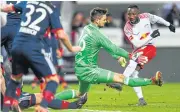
51, 1, 62, 16
6, 1, 26, 26
15, 1, 62, 43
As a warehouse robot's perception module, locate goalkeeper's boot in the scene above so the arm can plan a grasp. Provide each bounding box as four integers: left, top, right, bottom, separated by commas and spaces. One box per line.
138, 98, 147, 106
70, 93, 88, 109
106, 83, 123, 91
151, 71, 163, 86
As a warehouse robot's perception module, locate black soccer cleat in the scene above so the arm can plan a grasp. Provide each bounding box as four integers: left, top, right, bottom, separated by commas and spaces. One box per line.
69, 93, 88, 109
106, 83, 123, 91
138, 98, 147, 106
76, 93, 88, 109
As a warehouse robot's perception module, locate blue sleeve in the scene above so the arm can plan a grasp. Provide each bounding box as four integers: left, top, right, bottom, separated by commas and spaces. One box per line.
49, 8, 63, 33
13, 1, 27, 13
51, 1, 62, 16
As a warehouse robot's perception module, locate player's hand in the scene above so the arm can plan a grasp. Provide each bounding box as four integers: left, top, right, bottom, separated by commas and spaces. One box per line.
130, 52, 148, 65
118, 57, 127, 67
35, 105, 48, 112
137, 55, 148, 65
150, 29, 160, 38
71, 46, 82, 52
168, 24, 175, 33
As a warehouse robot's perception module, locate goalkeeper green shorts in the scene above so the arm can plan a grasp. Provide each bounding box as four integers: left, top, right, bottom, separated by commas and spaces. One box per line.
76, 67, 115, 93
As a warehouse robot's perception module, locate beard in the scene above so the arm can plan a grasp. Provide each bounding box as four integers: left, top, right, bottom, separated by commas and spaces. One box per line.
98, 25, 104, 28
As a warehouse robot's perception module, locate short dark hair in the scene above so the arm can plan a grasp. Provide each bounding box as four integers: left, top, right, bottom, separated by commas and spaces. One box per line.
128, 4, 139, 9
90, 7, 108, 22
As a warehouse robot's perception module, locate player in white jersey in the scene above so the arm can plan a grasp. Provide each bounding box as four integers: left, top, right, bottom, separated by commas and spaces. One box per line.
107, 4, 175, 106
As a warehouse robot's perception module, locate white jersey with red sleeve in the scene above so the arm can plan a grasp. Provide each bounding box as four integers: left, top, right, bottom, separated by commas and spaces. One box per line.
124, 13, 170, 49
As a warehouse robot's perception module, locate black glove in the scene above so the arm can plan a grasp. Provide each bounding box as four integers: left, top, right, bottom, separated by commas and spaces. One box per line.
150, 29, 160, 38
168, 24, 175, 33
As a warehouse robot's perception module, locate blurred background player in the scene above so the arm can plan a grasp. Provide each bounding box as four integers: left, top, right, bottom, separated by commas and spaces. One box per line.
54, 7, 163, 103
2, 1, 81, 112
108, 4, 175, 106
1, 1, 26, 82
1, 1, 26, 111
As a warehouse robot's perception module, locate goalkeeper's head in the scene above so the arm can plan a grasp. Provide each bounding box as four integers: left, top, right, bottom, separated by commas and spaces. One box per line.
90, 7, 108, 28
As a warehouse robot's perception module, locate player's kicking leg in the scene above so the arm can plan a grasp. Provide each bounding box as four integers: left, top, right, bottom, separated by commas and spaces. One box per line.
54, 67, 163, 105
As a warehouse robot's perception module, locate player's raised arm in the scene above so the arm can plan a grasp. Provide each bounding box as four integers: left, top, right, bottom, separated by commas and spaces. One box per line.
1, 4, 14, 12
98, 34, 129, 60
147, 13, 175, 32
1, 2, 26, 13
50, 7, 81, 53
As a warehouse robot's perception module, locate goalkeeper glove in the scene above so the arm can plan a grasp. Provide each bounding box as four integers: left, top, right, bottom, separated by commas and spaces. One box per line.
118, 57, 127, 67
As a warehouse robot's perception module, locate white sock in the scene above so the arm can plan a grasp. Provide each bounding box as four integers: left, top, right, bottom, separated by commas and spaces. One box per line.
123, 60, 137, 77
132, 70, 143, 99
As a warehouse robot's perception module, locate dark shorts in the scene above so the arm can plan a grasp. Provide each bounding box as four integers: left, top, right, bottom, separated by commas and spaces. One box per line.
1, 24, 19, 57
19, 92, 36, 109
43, 37, 58, 66
12, 39, 57, 78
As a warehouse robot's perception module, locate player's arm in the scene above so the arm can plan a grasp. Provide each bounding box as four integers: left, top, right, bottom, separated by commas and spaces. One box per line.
1, 2, 26, 13
50, 8, 81, 52
55, 29, 74, 52
98, 33, 129, 60
0, 4, 14, 12
147, 13, 175, 32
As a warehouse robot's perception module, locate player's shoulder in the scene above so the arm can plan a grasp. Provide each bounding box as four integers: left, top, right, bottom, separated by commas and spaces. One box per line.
28, 1, 55, 14
139, 13, 150, 19
124, 21, 132, 32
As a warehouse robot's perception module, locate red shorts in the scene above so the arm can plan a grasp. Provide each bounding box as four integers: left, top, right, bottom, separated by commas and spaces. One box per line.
132, 45, 156, 68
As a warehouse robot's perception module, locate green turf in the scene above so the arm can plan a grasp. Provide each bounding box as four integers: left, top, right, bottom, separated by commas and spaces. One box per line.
22, 83, 180, 112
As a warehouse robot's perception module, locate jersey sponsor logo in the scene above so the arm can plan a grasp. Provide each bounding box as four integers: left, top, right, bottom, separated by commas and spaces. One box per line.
140, 32, 150, 40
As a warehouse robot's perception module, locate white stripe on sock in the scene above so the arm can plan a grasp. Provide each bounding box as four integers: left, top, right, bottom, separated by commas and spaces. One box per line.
124, 77, 130, 85
72, 90, 75, 98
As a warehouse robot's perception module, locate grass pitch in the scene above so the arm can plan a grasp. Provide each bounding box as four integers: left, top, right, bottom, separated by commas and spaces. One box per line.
22, 83, 180, 112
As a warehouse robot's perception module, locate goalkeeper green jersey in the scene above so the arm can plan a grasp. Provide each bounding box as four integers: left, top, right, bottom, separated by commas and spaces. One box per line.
75, 23, 129, 76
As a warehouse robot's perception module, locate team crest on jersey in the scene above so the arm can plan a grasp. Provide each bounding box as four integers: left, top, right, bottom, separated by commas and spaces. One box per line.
140, 32, 150, 40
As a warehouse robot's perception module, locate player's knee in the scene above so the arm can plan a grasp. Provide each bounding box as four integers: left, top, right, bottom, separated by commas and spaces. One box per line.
11, 74, 23, 81
45, 74, 59, 84
113, 73, 125, 83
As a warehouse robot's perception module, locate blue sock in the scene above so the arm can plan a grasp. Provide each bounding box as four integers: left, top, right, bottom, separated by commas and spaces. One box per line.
40, 81, 58, 108
48, 99, 78, 109
3, 79, 20, 111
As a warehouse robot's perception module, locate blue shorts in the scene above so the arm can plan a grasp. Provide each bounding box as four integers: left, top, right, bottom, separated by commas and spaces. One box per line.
19, 92, 36, 109
1, 24, 19, 57
51, 37, 58, 66
42, 37, 58, 66
12, 39, 57, 78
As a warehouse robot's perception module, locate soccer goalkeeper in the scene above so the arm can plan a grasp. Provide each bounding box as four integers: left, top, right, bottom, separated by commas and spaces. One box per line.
55, 7, 163, 102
